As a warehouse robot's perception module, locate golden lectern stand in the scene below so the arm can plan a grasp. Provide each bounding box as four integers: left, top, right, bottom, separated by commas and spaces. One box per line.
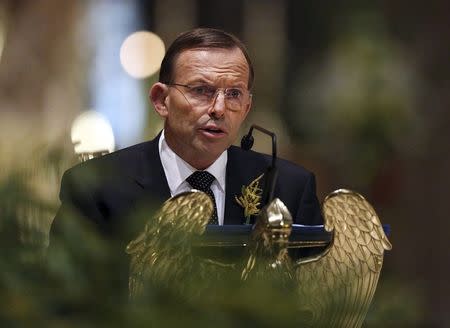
126, 189, 391, 327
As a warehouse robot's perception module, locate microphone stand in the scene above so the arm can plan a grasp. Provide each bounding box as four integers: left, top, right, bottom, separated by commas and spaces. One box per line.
241, 125, 278, 207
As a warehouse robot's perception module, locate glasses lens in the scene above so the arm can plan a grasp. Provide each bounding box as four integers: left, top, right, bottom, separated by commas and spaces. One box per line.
190, 85, 216, 98
180, 84, 249, 111
185, 85, 213, 107
225, 88, 246, 111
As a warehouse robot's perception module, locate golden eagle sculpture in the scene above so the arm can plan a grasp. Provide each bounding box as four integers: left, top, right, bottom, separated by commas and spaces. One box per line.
294, 189, 392, 327
125, 190, 214, 299
126, 188, 391, 326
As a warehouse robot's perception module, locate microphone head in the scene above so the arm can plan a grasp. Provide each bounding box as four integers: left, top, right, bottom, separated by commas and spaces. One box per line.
241, 134, 254, 150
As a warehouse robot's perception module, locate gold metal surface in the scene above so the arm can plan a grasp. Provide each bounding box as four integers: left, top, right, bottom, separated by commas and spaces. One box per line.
196, 240, 330, 248
241, 198, 294, 282
296, 189, 392, 327
126, 190, 214, 298
126, 188, 392, 326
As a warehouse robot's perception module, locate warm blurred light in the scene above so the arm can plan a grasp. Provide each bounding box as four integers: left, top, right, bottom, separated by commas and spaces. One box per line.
120, 31, 165, 79
71, 110, 115, 154
0, 6, 6, 64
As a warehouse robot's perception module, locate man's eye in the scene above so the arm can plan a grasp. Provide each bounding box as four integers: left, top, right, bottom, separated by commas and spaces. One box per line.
191, 86, 214, 96
226, 88, 243, 99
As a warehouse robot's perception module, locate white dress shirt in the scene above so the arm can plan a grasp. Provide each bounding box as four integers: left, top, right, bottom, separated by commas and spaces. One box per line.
158, 130, 227, 225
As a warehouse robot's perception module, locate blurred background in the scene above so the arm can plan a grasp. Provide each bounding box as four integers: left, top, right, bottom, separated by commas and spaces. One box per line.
0, 0, 448, 326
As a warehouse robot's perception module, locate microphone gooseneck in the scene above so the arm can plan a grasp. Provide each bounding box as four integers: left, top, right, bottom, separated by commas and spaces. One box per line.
241, 125, 277, 167
240, 125, 278, 206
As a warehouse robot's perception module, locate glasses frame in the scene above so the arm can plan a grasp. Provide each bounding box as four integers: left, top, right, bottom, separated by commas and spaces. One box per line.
165, 83, 252, 112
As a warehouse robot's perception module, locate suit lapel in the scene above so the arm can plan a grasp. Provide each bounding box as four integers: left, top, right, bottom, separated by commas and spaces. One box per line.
224, 159, 244, 224
224, 146, 269, 225
224, 147, 252, 224
133, 135, 171, 203
132, 140, 258, 225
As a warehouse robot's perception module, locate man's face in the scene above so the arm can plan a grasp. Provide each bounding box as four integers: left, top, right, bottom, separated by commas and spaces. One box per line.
154, 48, 251, 169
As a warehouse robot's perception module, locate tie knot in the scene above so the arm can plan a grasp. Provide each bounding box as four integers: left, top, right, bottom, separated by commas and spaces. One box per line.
186, 171, 215, 191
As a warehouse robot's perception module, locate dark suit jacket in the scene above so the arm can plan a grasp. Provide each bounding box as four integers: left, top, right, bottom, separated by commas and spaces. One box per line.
52, 135, 322, 246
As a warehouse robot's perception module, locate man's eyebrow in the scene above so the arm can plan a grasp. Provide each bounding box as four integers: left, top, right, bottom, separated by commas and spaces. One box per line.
190, 79, 211, 85
186, 75, 247, 88
181, 75, 210, 84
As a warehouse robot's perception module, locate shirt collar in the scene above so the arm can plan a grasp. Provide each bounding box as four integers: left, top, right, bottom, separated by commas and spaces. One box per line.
158, 130, 227, 194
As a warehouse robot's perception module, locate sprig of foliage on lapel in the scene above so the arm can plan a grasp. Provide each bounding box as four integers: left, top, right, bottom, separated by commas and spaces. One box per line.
235, 174, 264, 224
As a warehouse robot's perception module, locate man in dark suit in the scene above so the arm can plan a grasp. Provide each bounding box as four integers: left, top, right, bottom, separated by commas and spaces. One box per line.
52, 28, 322, 249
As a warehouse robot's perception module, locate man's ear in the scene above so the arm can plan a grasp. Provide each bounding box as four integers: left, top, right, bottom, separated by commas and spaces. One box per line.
149, 83, 169, 118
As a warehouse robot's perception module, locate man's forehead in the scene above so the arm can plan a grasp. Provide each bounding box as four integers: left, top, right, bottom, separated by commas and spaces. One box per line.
172, 48, 249, 80
174, 48, 246, 67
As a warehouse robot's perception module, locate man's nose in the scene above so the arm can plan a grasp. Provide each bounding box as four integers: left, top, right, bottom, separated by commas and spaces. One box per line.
208, 90, 226, 118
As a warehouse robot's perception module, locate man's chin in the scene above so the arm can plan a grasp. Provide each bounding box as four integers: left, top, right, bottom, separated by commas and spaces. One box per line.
194, 142, 229, 163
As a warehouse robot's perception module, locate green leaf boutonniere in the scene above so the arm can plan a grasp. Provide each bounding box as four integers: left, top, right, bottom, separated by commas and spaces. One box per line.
235, 174, 264, 224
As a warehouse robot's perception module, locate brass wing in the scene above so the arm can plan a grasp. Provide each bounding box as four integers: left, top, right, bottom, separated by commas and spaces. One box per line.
296, 189, 392, 327
125, 190, 213, 299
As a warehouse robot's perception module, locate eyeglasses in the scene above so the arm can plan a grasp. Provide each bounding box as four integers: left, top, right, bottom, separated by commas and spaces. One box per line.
166, 83, 251, 112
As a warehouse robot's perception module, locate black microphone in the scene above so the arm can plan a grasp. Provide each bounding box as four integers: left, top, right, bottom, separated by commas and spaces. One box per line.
240, 133, 254, 151
240, 125, 278, 206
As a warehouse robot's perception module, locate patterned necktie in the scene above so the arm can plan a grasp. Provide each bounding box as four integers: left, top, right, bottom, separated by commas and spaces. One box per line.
186, 171, 218, 224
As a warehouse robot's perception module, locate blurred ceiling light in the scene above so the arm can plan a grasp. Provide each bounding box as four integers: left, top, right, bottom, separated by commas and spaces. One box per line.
71, 110, 115, 159
0, 6, 6, 64
120, 31, 165, 79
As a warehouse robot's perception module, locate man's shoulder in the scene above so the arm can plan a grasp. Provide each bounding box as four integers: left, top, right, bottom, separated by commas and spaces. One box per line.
90, 138, 157, 165
63, 138, 158, 183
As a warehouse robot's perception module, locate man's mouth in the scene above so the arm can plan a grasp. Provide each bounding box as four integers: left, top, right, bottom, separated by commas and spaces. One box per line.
199, 126, 226, 138
204, 127, 223, 133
